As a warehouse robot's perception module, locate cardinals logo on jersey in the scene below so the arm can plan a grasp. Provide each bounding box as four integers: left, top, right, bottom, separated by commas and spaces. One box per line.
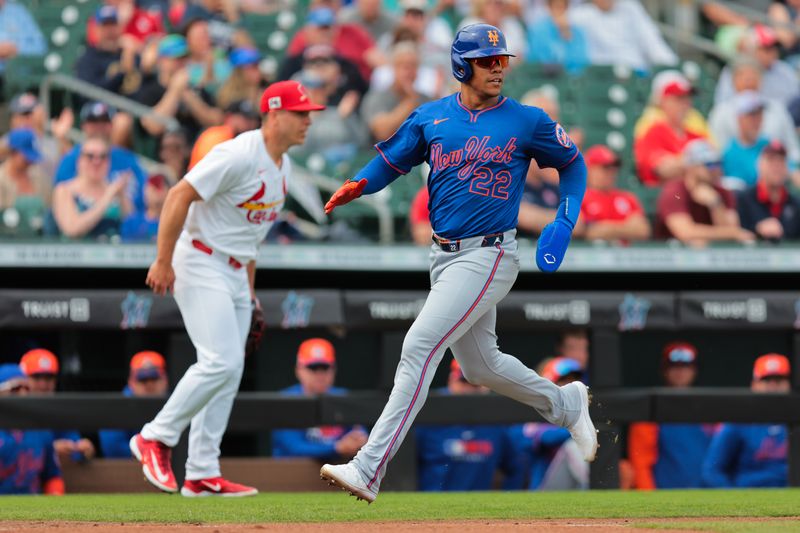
236, 182, 283, 224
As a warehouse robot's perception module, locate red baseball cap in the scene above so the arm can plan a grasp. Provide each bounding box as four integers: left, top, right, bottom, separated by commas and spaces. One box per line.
753, 353, 790, 380
584, 145, 620, 167
260, 80, 326, 114
542, 357, 583, 382
752, 25, 779, 48
130, 351, 166, 380
297, 338, 336, 367
20, 349, 59, 376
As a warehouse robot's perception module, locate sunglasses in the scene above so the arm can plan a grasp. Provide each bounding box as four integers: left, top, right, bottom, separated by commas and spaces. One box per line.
667, 348, 695, 364
305, 364, 334, 372
82, 151, 109, 162
471, 56, 509, 70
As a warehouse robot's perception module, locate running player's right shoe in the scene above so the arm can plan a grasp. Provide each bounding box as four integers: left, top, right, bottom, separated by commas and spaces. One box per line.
129, 433, 178, 493
320, 463, 377, 503
563, 381, 599, 462
181, 477, 258, 497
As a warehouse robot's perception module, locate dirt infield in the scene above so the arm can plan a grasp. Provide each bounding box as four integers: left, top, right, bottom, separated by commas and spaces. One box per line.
3, 518, 799, 532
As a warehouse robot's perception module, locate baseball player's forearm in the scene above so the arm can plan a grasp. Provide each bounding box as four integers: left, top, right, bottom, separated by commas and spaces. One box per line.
356, 155, 403, 195
555, 154, 586, 228
154, 181, 201, 264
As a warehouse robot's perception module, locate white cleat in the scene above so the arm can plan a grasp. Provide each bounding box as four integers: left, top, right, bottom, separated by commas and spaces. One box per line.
563, 381, 599, 462
320, 463, 377, 504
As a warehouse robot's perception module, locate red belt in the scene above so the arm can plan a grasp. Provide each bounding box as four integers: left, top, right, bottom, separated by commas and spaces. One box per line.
191, 239, 243, 269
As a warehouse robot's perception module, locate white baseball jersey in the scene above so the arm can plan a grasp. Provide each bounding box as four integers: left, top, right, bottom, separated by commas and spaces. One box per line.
182, 129, 290, 263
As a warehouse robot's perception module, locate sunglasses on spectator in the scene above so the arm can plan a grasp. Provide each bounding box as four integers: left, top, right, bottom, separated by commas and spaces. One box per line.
82, 151, 109, 162
470, 56, 509, 70
704, 162, 722, 170
667, 348, 695, 364
305, 364, 334, 372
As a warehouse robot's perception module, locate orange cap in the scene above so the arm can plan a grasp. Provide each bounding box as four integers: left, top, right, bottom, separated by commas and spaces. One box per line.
753, 353, 790, 380
130, 351, 166, 380
297, 338, 336, 367
20, 349, 59, 376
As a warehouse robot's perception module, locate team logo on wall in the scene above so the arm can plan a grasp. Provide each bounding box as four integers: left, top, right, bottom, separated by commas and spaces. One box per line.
21, 298, 90, 322
281, 291, 315, 329
618, 293, 650, 331
120, 291, 153, 329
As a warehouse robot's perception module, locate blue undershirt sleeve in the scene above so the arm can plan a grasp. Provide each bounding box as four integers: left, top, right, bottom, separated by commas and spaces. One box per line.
554, 152, 587, 229
354, 155, 403, 195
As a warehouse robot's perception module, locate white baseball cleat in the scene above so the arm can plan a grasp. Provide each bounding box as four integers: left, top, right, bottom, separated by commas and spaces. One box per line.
320, 463, 377, 503
563, 381, 599, 462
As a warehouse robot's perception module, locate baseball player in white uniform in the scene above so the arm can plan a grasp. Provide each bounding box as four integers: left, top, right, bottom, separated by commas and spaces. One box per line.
130, 80, 324, 497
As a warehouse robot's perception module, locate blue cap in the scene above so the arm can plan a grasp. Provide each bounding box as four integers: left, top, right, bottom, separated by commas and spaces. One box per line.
230, 47, 261, 67
306, 7, 335, 26
8, 128, 42, 164
95, 5, 118, 24
158, 34, 188, 58
80, 101, 114, 123
0, 364, 26, 391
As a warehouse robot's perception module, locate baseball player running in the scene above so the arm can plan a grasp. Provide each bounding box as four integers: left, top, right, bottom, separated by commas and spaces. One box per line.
320, 24, 597, 503
130, 80, 324, 497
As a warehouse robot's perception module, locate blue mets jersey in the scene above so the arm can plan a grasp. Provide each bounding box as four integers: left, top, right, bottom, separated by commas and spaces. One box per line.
0, 429, 62, 494
374, 93, 579, 239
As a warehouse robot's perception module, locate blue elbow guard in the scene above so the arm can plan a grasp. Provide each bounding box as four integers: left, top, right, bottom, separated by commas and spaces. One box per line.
535, 219, 573, 273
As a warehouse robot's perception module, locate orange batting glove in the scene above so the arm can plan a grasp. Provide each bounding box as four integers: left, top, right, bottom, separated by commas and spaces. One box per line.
324, 178, 367, 214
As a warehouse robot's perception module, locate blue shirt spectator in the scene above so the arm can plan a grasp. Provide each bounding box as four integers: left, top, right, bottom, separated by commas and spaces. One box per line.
527, 0, 589, 74
120, 174, 168, 242
722, 137, 769, 188
0, 0, 47, 73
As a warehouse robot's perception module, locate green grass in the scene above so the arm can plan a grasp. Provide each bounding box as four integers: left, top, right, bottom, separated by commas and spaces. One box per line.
0, 490, 799, 524
635, 521, 800, 532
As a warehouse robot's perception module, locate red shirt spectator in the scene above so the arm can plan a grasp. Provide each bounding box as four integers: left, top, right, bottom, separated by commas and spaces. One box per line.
580, 145, 651, 242
287, 7, 378, 81
87, 3, 164, 48
634, 71, 707, 186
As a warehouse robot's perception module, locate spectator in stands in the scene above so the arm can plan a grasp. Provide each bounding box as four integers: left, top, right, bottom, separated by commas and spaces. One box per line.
135, 34, 223, 141
291, 70, 368, 166
75, 6, 140, 98
709, 59, 800, 176
655, 139, 754, 246
121, 174, 169, 242
54, 102, 147, 212
279, 44, 369, 103
86, 0, 165, 53
702, 353, 789, 488
634, 70, 711, 156
179, 0, 248, 51
556, 329, 589, 370
217, 47, 263, 111
338, 0, 397, 42
0, 0, 46, 87
737, 140, 800, 241
287, 7, 381, 82
526, 0, 589, 74
634, 71, 708, 187
51, 136, 133, 240
510, 357, 588, 490
460, 0, 528, 61
416, 359, 524, 491
769, 0, 800, 64
701, 1, 772, 56
188, 99, 260, 170
98, 351, 168, 458
580, 145, 651, 243
0, 364, 64, 495
374, 0, 453, 97
570, 0, 677, 72
0, 129, 47, 218
19, 349, 96, 464
362, 42, 430, 143
158, 130, 190, 183
183, 17, 233, 96
715, 25, 800, 107
272, 339, 368, 461
628, 342, 715, 489
4, 93, 73, 180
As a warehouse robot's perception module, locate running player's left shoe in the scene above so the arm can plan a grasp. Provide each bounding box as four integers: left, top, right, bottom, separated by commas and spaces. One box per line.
563, 381, 599, 462
320, 463, 377, 503
181, 477, 258, 497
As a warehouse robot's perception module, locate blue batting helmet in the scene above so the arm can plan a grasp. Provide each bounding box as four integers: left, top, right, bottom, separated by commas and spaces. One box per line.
451, 23, 515, 82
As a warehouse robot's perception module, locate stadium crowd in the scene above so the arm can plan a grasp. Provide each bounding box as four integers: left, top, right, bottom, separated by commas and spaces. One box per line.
0, 0, 796, 495
2, 0, 800, 244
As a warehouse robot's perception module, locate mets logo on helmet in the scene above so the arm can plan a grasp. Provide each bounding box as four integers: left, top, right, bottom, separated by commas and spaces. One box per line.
487, 30, 499, 46
237, 182, 282, 224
